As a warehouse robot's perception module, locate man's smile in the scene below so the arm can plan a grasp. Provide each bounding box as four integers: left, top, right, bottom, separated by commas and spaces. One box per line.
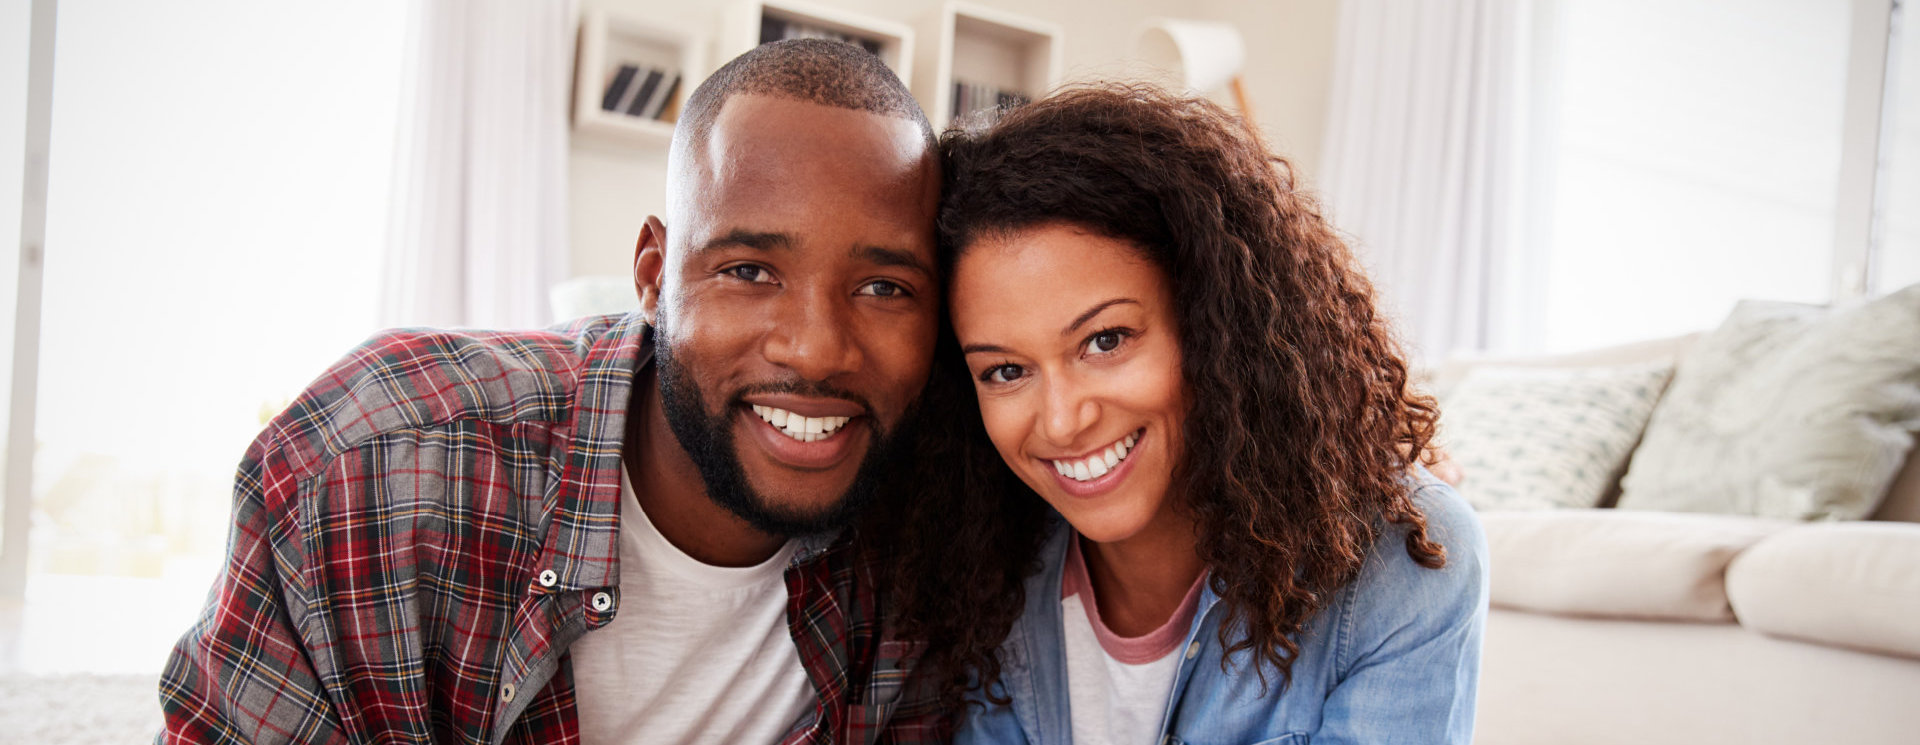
751, 404, 852, 442
737, 395, 871, 471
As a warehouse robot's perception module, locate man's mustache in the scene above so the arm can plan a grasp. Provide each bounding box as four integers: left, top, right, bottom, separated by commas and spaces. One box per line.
726, 379, 875, 417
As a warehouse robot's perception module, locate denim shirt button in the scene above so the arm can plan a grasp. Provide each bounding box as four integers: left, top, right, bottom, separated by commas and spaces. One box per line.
1185, 641, 1200, 660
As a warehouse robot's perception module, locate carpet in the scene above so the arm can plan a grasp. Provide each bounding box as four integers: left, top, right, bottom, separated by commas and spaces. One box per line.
0, 673, 161, 743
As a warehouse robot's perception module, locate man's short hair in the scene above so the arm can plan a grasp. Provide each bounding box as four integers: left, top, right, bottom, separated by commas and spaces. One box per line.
674, 38, 935, 155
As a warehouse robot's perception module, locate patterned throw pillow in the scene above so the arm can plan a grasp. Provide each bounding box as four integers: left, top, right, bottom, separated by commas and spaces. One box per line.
1615, 284, 1920, 520
1441, 362, 1675, 511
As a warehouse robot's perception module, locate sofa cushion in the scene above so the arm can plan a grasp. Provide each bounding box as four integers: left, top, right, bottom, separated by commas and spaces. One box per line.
1441, 362, 1674, 511
1727, 523, 1920, 660
1481, 509, 1791, 621
1477, 609, 1920, 745
1616, 283, 1920, 520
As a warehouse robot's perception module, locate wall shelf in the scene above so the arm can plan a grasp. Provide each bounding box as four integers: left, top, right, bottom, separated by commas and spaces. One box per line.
720, 0, 915, 84
913, 1, 1062, 130
572, 9, 708, 148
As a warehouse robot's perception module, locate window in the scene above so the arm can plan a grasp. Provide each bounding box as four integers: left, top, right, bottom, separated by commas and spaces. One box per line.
0, 0, 25, 579
6, 0, 405, 674
1536, 0, 1853, 351
1877, 7, 1920, 294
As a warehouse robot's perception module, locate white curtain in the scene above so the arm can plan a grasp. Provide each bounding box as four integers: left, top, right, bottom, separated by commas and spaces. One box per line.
1319, 0, 1538, 362
383, 0, 575, 329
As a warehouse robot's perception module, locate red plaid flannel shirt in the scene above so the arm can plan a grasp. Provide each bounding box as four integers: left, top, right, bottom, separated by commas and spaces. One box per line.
158, 314, 947, 744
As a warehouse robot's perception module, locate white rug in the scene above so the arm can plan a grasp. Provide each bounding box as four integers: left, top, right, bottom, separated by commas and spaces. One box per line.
0, 674, 161, 743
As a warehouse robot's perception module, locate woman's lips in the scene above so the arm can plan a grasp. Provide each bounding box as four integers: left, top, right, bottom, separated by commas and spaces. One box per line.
1043, 429, 1144, 498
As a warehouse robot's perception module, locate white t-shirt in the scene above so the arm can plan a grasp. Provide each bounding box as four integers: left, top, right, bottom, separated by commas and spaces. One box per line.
569, 474, 816, 744
1061, 535, 1207, 745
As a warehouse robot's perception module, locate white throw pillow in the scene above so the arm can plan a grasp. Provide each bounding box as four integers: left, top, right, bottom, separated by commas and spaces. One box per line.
1616, 284, 1920, 520
1440, 362, 1674, 511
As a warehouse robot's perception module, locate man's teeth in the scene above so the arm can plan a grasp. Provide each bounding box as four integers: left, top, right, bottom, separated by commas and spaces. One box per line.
751, 405, 852, 443
1051, 431, 1140, 483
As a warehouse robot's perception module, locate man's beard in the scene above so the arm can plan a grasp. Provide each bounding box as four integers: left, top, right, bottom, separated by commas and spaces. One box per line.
651, 311, 916, 537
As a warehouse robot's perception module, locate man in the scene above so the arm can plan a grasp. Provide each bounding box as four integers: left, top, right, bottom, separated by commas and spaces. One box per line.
160, 40, 944, 744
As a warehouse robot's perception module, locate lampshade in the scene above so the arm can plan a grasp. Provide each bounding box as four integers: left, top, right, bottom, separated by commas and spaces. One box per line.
1135, 19, 1247, 93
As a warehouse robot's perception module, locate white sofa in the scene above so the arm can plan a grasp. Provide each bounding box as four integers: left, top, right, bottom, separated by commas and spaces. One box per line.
1430, 334, 1920, 745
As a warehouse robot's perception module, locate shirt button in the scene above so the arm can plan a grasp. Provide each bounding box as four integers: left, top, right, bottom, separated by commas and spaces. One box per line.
591, 591, 614, 612
537, 569, 558, 587
500, 683, 517, 703
1185, 641, 1201, 660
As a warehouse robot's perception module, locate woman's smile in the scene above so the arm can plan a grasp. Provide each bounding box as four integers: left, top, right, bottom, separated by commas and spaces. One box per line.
1040, 427, 1147, 500
1044, 427, 1141, 483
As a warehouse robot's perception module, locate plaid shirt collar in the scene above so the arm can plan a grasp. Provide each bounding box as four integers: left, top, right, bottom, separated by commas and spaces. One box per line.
534, 311, 638, 593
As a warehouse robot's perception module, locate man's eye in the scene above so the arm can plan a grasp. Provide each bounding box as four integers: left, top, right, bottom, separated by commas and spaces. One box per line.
981, 364, 1026, 384
1085, 330, 1127, 355
725, 265, 772, 283
856, 280, 909, 297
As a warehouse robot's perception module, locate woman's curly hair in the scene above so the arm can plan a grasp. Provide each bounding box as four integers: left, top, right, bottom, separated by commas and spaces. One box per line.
874, 82, 1448, 709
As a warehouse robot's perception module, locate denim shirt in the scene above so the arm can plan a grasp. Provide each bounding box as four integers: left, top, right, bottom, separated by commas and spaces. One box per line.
956, 477, 1488, 745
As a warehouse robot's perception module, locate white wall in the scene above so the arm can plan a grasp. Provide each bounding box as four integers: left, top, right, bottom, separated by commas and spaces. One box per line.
566, 0, 1345, 280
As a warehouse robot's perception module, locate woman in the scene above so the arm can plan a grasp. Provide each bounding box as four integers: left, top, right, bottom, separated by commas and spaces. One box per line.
879, 84, 1488, 744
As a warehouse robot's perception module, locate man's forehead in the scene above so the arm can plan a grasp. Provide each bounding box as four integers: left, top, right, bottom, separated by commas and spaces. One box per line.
663, 93, 939, 269
701, 93, 930, 176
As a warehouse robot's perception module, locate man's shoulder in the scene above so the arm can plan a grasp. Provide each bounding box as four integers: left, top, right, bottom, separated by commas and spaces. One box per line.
254, 315, 633, 480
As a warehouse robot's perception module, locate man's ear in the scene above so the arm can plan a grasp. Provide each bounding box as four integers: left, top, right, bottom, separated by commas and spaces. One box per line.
634, 216, 667, 324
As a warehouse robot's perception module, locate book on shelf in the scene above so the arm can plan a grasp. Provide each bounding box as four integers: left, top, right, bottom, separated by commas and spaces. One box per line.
601, 65, 640, 111
951, 80, 1031, 121
657, 79, 686, 122
758, 16, 883, 56
601, 63, 685, 123
625, 69, 664, 116
646, 73, 683, 120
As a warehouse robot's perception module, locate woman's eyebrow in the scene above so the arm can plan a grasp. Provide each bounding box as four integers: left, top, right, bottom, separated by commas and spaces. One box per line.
1063, 298, 1139, 336
959, 298, 1139, 356
961, 343, 1013, 356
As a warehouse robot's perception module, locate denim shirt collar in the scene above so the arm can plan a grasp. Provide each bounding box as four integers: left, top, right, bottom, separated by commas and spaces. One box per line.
1003, 518, 1224, 745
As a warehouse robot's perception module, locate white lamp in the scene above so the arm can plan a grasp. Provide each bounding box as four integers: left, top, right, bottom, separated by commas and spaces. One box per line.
1136, 19, 1254, 120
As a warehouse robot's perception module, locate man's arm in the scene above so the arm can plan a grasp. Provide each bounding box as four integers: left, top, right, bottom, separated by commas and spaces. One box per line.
157, 437, 350, 744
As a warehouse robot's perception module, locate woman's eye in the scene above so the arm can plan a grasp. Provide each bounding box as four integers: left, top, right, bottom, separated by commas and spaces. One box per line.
1085, 330, 1126, 355
725, 265, 772, 283
981, 364, 1026, 384
856, 279, 909, 297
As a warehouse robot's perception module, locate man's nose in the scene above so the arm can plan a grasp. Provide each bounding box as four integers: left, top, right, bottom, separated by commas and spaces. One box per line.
762, 287, 862, 381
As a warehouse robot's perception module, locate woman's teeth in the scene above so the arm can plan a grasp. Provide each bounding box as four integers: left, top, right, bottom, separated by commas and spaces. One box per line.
751, 405, 850, 443
1051, 431, 1140, 482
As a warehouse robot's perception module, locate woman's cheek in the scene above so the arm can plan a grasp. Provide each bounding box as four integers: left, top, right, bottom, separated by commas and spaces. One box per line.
976, 396, 1027, 465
